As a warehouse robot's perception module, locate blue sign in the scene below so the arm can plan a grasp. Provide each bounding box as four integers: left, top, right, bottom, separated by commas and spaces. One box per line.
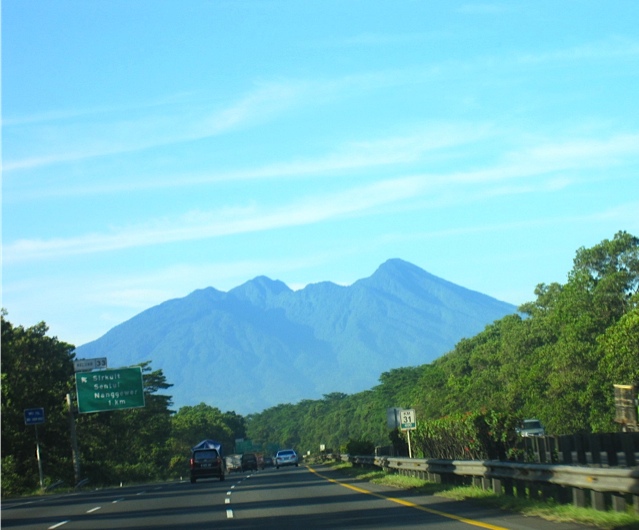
24, 408, 45, 425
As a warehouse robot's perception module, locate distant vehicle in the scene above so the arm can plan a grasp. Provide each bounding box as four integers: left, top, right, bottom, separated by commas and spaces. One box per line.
225, 454, 242, 472
190, 440, 225, 483
516, 419, 545, 437
275, 449, 299, 468
241, 452, 258, 472
263, 456, 274, 467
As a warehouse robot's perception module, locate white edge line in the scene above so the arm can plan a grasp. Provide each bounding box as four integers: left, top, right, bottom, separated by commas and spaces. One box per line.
86, 506, 101, 513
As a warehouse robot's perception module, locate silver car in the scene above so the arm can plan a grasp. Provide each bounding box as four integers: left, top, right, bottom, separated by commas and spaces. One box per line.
275, 449, 299, 468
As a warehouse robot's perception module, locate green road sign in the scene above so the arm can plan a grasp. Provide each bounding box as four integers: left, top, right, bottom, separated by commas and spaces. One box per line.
75, 367, 145, 413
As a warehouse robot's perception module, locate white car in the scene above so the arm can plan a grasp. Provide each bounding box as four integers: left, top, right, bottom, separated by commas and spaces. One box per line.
516, 419, 545, 437
275, 449, 299, 468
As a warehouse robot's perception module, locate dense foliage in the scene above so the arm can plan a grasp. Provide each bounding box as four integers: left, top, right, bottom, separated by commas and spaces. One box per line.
0, 314, 246, 496
246, 231, 639, 453
3, 231, 638, 495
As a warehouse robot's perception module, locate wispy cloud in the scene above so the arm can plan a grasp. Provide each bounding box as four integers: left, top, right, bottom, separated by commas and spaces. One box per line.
8, 128, 636, 264
4, 123, 493, 200
5, 125, 638, 264
517, 36, 639, 64
3, 177, 424, 263
2, 81, 309, 172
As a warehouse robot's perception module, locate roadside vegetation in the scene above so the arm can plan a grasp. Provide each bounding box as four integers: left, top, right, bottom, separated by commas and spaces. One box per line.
328, 462, 639, 530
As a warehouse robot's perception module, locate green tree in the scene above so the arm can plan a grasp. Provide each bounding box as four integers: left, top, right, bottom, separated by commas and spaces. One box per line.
1, 312, 76, 495
75, 361, 174, 485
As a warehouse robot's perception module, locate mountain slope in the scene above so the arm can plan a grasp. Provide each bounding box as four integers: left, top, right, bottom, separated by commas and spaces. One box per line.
75, 259, 516, 413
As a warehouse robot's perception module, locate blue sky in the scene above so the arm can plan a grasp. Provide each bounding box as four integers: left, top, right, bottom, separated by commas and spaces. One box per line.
3, 1, 638, 347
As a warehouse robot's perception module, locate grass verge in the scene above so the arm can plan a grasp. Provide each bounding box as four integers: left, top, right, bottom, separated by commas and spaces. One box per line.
328, 462, 639, 530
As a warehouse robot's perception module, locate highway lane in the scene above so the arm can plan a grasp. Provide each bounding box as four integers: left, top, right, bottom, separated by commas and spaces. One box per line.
2, 465, 592, 529
1, 480, 230, 529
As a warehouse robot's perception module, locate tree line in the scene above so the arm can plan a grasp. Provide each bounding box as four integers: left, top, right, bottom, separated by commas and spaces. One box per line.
245, 231, 639, 455
2, 231, 638, 496
0, 317, 246, 496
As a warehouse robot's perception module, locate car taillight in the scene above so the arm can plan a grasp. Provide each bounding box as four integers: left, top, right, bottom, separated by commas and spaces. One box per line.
190, 458, 195, 468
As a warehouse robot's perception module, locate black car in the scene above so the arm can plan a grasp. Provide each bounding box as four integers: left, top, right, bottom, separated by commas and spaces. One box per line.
241, 452, 258, 472
190, 448, 225, 483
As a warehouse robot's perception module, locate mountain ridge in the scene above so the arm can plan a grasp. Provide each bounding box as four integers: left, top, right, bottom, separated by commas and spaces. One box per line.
75, 259, 516, 413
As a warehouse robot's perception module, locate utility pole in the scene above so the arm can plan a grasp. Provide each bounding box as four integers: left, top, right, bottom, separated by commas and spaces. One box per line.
66, 393, 81, 484
34, 424, 44, 489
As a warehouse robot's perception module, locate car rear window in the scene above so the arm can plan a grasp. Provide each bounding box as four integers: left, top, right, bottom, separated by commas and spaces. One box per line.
194, 449, 218, 461
279, 450, 294, 456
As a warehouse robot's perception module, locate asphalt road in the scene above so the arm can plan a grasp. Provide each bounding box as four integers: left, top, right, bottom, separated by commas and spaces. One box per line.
1, 464, 592, 529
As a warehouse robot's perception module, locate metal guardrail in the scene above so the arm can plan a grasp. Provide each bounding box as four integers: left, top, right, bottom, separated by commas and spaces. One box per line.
344, 455, 639, 513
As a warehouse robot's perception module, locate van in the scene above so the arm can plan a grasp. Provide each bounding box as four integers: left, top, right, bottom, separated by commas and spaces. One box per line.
190, 440, 225, 483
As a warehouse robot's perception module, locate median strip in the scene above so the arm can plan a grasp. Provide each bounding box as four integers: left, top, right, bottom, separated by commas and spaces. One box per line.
307, 466, 508, 530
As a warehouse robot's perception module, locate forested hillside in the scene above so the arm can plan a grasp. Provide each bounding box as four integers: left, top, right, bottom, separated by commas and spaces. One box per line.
2, 231, 638, 496
246, 231, 639, 453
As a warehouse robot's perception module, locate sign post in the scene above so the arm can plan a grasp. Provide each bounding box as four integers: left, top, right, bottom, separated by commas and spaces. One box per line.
75, 367, 145, 413
400, 409, 416, 458
24, 408, 45, 488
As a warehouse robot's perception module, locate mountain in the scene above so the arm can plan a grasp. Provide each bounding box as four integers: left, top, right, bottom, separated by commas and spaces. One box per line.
74, 259, 517, 414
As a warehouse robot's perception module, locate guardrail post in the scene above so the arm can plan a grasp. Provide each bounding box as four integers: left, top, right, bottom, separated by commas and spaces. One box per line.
492, 477, 503, 495
591, 490, 606, 511
611, 493, 626, 512
516, 482, 529, 499
572, 487, 587, 508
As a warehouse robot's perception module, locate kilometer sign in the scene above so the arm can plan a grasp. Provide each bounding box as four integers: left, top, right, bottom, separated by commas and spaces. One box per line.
75, 367, 145, 413
400, 408, 416, 431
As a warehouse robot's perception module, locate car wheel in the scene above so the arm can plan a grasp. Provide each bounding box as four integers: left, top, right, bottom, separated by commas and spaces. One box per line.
276, 466, 279, 469
220, 474, 225, 481
190, 477, 196, 484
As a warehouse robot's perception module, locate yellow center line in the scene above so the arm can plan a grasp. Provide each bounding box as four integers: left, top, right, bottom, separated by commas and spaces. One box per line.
306, 466, 508, 530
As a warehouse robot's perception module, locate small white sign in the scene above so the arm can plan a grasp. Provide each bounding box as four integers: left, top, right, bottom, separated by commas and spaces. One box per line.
400, 408, 416, 431
73, 357, 108, 372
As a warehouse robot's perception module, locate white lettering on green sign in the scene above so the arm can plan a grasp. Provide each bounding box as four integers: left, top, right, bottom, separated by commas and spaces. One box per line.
75, 367, 145, 413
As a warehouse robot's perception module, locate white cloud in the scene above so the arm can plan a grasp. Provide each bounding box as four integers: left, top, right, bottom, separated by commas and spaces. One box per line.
2, 82, 309, 172
2, 177, 423, 263
4, 123, 493, 200
5, 129, 637, 264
